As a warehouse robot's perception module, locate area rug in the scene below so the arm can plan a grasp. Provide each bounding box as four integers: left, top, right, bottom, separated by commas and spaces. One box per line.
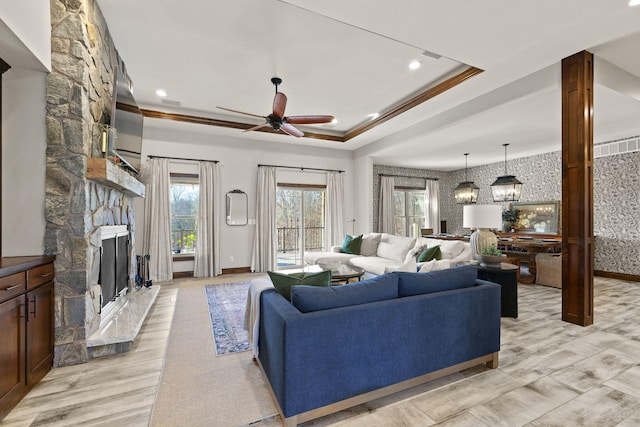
205, 281, 251, 355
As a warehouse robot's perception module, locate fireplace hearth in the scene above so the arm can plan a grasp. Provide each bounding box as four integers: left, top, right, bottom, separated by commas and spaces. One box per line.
87, 225, 159, 358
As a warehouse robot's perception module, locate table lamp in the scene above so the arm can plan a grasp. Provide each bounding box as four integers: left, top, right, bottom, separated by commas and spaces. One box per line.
463, 204, 503, 257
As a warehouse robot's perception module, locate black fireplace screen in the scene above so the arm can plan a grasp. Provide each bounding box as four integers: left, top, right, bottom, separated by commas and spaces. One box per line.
99, 234, 129, 309
116, 235, 129, 294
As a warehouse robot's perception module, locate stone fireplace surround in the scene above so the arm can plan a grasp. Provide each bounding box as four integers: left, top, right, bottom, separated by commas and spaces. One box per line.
45, 0, 154, 366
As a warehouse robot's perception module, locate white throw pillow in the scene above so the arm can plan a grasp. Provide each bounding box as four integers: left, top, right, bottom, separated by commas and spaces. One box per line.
440, 240, 466, 259
418, 259, 451, 273
405, 244, 427, 262
377, 234, 416, 262
360, 233, 382, 257
384, 258, 417, 273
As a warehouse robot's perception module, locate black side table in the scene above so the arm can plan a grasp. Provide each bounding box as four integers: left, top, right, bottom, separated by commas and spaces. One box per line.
477, 263, 518, 318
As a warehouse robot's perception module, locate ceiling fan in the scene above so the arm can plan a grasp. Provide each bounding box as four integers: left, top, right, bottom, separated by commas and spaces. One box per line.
217, 77, 334, 138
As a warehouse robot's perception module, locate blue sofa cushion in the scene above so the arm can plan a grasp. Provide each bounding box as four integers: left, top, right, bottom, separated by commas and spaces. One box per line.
291, 273, 399, 313
396, 264, 478, 297
267, 270, 332, 301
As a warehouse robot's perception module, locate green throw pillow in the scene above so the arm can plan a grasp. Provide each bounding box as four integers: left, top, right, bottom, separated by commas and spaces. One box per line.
340, 234, 363, 254
267, 270, 332, 301
417, 245, 442, 262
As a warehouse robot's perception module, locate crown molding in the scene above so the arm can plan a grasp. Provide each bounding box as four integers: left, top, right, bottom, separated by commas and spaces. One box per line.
140, 66, 483, 143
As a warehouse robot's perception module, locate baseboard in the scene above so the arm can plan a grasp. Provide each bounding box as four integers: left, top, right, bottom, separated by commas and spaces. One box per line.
221, 267, 252, 275
594, 270, 640, 283
173, 271, 193, 279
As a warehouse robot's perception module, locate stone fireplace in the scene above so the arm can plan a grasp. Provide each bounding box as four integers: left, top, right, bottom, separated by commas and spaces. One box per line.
45, 0, 150, 366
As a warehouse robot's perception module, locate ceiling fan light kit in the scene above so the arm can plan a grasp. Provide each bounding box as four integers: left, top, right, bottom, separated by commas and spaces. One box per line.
491, 143, 523, 202
217, 77, 334, 138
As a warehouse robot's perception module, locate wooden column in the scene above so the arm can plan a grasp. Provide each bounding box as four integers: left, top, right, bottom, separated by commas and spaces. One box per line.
561, 50, 594, 326
0, 57, 11, 258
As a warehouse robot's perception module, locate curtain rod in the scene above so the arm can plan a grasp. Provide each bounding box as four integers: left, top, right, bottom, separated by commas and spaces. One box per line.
148, 155, 219, 163
379, 173, 438, 181
258, 164, 344, 173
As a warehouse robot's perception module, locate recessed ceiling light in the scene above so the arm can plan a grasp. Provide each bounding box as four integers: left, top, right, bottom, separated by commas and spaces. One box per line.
367, 113, 380, 120
156, 89, 167, 97
409, 61, 421, 70
331, 118, 338, 124
630, 0, 640, 5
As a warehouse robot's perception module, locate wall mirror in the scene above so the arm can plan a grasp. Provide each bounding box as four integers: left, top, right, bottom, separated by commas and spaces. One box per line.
226, 190, 248, 226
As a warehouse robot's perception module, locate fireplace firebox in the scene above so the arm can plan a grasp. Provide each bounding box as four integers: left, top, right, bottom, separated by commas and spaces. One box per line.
98, 225, 130, 312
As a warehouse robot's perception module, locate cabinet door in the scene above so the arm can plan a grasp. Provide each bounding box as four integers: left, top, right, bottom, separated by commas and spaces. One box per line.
0, 295, 26, 419
26, 281, 54, 385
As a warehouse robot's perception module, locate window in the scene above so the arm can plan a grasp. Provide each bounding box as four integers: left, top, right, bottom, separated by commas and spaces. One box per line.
170, 174, 199, 254
276, 185, 326, 268
393, 189, 425, 237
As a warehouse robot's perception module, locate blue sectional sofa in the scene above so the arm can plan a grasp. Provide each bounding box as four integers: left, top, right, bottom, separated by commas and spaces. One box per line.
257, 265, 501, 426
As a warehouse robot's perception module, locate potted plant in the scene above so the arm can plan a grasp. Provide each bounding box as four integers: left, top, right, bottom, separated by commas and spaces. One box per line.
477, 244, 504, 267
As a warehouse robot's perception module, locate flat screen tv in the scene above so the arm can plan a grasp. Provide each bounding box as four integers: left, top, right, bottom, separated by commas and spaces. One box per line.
110, 66, 143, 174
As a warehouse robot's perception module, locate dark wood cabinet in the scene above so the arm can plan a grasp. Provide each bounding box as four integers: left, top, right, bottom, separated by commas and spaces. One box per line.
0, 256, 55, 421
0, 294, 26, 419
26, 281, 54, 384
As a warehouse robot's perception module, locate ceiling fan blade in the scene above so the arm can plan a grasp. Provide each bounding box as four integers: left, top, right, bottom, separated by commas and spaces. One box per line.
285, 115, 335, 125
243, 123, 269, 133
273, 92, 287, 117
280, 123, 304, 138
217, 106, 266, 120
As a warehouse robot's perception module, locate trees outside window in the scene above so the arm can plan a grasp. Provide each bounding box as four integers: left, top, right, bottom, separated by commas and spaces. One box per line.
393, 189, 425, 237
170, 177, 199, 254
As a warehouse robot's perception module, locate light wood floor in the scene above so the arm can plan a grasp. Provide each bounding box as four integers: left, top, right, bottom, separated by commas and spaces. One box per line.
2, 275, 640, 426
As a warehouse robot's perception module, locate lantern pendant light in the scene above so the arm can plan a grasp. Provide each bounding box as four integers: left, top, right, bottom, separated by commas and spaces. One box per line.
490, 143, 523, 202
454, 153, 479, 204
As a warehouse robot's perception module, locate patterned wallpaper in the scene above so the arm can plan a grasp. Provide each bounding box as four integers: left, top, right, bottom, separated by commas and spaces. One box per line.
373, 139, 640, 276
593, 150, 640, 276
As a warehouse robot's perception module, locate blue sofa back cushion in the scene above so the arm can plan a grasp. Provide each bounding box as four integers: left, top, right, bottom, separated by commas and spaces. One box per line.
291, 273, 399, 313
396, 264, 478, 297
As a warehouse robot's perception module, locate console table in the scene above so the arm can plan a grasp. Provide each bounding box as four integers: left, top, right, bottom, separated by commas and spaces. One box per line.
497, 237, 561, 284
477, 263, 518, 318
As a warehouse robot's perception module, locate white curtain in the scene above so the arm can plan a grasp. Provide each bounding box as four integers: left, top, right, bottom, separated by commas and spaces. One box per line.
194, 161, 221, 277
425, 179, 440, 234
143, 158, 173, 281
378, 175, 395, 233
324, 171, 344, 248
251, 166, 277, 272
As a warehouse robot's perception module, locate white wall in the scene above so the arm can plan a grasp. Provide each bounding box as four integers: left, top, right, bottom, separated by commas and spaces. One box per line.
1, 68, 47, 256
135, 119, 357, 273
0, 0, 51, 71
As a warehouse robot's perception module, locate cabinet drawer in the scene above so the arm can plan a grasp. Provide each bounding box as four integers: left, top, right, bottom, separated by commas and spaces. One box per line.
27, 263, 54, 290
0, 272, 26, 304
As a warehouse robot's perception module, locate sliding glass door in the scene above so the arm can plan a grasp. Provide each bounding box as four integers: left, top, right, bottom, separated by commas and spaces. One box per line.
276, 186, 325, 269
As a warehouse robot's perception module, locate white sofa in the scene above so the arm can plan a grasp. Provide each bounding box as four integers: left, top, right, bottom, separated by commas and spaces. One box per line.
304, 233, 473, 276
